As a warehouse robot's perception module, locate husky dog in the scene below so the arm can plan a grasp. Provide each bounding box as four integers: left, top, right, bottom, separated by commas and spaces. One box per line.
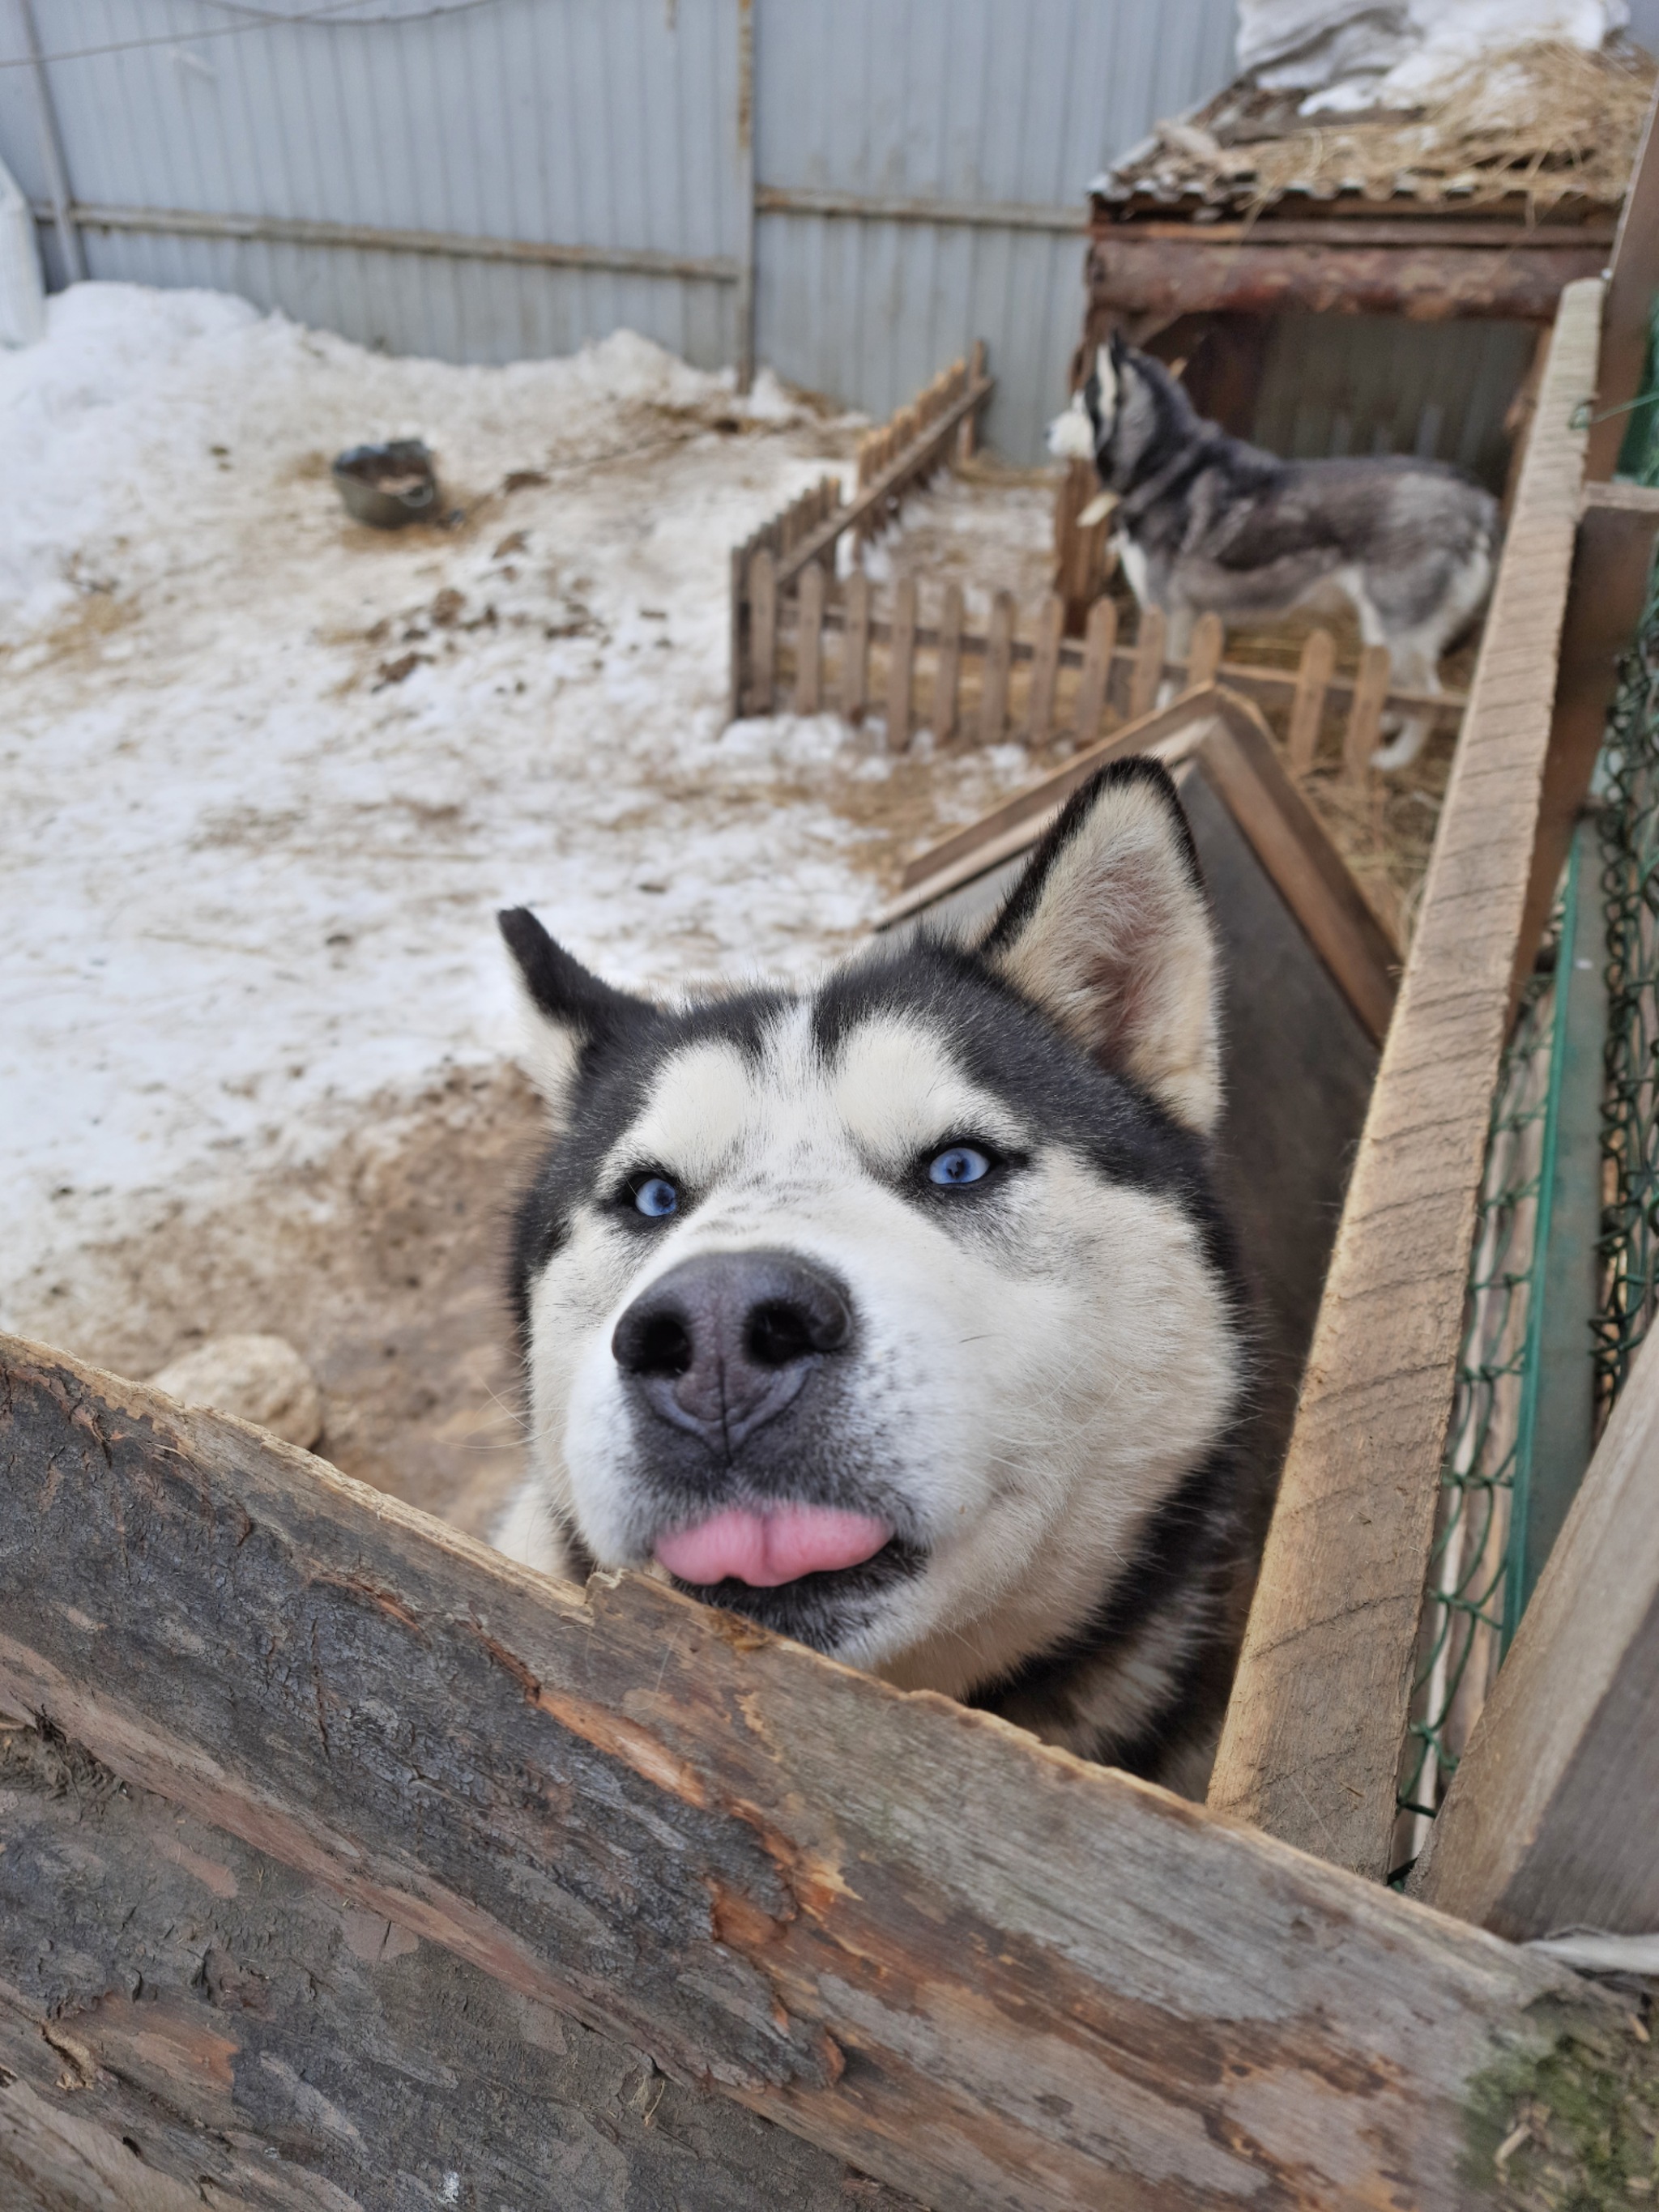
1048, 336, 1498, 770
493, 761, 1259, 1794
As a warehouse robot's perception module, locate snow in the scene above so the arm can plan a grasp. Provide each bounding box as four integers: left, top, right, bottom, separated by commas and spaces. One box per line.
1236, 0, 1629, 112
0, 283, 1036, 1331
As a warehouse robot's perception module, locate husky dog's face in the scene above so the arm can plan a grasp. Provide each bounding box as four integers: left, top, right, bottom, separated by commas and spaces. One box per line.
499, 763, 1243, 1702
1047, 338, 1167, 505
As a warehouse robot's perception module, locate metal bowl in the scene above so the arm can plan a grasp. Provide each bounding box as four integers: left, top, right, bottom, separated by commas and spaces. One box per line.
331, 440, 439, 529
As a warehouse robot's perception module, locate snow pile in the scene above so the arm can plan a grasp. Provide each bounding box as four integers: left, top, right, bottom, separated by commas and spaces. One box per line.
1236, 0, 1630, 113
0, 284, 1034, 1329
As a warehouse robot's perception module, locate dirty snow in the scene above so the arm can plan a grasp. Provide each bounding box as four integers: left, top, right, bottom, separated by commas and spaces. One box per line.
0, 283, 1040, 1336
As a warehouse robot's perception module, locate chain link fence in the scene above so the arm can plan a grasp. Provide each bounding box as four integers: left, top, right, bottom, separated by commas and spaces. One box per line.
1393, 518, 1659, 1869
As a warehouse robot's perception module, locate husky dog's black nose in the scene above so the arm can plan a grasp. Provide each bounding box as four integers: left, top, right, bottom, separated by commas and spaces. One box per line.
612, 1250, 851, 1457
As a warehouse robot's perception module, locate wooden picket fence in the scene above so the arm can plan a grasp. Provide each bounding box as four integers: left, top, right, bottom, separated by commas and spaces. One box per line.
740, 567, 1467, 778
727, 344, 993, 720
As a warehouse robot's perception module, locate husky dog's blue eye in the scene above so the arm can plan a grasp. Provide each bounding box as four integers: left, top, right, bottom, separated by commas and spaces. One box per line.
633, 1175, 679, 1218
928, 1145, 992, 1189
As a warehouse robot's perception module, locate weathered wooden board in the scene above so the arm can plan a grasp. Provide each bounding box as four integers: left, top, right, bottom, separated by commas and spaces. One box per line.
1411, 1328, 1659, 1941
0, 1720, 909, 2212
0, 1334, 1610, 2212
1205, 277, 1605, 1878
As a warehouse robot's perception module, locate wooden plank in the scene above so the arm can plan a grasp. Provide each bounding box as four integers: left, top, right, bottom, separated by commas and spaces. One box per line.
1586, 77, 1659, 483
841, 569, 871, 722
1341, 643, 1392, 781
896, 687, 1231, 898
787, 371, 992, 587
1287, 628, 1335, 773
0, 1335, 1622, 2212
885, 574, 917, 752
934, 579, 963, 743
1185, 610, 1230, 694
795, 561, 825, 716
1026, 593, 1064, 743
748, 547, 778, 716
729, 543, 749, 724
0, 1724, 898, 2212
1512, 484, 1659, 1005
1183, 611, 1224, 693
957, 339, 986, 462
1128, 605, 1166, 722
1073, 597, 1117, 742
1197, 708, 1400, 1047
1205, 277, 1605, 1880
978, 589, 1013, 745
1412, 1328, 1659, 1939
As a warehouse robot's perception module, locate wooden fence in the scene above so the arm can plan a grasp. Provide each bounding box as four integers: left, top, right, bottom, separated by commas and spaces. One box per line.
727, 345, 992, 721
741, 569, 1466, 775
727, 352, 1466, 774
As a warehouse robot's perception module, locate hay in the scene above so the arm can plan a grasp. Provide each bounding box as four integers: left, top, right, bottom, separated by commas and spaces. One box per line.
1107, 39, 1654, 217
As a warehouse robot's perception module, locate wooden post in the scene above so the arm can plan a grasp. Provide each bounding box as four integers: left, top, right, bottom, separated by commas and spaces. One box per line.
1342, 644, 1392, 782
747, 546, 778, 715
1586, 77, 1659, 482
1412, 1328, 1659, 1938
752, 546, 783, 712
1128, 605, 1167, 722
841, 569, 871, 722
1207, 279, 1602, 1882
886, 574, 918, 752
794, 563, 825, 716
0, 1335, 1622, 2212
957, 339, 987, 462
1073, 598, 1118, 744
1287, 629, 1336, 773
934, 581, 964, 744
1184, 611, 1225, 693
979, 590, 1014, 745
1026, 593, 1064, 744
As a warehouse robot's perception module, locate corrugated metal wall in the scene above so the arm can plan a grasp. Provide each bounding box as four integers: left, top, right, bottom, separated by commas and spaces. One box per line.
753, 0, 1238, 457
0, 0, 1239, 459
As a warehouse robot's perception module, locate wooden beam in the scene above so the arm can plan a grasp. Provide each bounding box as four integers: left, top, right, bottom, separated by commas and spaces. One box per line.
0, 1334, 1617, 2212
1586, 77, 1659, 483
1085, 232, 1605, 326
1206, 277, 1604, 1879
1512, 483, 1659, 1006
1412, 1329, 1659, 1939
0, 1715, 901, 2212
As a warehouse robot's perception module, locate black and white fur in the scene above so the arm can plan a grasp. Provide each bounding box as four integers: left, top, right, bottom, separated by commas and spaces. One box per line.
1048, 336, 1499, 770
494, 761, 1257, 1794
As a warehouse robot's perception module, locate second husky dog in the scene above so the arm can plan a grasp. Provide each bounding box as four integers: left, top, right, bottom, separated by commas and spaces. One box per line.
493, 761, 1259, 1796
1049, 336, 1498, 769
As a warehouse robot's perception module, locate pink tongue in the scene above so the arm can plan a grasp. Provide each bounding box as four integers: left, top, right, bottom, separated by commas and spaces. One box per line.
655, 1506, 892, 1588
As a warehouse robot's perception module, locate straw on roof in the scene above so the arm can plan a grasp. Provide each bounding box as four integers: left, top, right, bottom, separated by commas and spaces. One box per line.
1095, 38, 1654, 219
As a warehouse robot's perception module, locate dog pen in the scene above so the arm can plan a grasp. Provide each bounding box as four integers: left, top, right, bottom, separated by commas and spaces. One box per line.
6, 102, 1659, 2212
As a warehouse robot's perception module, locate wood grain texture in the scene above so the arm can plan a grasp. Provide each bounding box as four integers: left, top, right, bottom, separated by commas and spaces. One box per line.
1128, 607, 1166, 721
1206, 277, 1604, 1878
934, 580, 963, 741
1411, 1329, 1659, 1940
886, 575, 917, 751
1586, 78, 1659, 483
979, 590, 1013, 745
1287, 629, 1335, 774
794, 561, 825, 716
0, 1723, 908, 2212
0, 1335, 1605, 2212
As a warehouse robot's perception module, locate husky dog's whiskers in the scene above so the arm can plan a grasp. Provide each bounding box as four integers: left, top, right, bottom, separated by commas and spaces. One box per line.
493, 761, 1260, 1795
1049, 337, 1499, 770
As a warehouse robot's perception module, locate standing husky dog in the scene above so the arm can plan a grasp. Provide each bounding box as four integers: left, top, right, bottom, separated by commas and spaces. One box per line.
493, 761, 1259, 1794
1048, 336, 1498, 769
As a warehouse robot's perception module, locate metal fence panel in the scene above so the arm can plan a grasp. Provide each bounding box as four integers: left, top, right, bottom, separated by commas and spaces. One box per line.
2, 0, 1241, 456
752, 0, 1238, 458
2, 0, 744, 369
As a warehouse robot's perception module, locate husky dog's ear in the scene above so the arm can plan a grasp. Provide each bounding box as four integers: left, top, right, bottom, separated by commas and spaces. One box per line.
979, 760, 1221, 1136
498, 906, 653, 1122
1046, 385, 1097, 464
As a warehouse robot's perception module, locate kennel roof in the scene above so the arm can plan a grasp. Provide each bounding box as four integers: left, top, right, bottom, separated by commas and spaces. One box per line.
1090, 39, 1653, 226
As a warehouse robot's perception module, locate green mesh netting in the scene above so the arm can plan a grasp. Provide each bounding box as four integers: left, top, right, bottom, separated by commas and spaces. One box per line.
1395, 518, 1659, 1856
